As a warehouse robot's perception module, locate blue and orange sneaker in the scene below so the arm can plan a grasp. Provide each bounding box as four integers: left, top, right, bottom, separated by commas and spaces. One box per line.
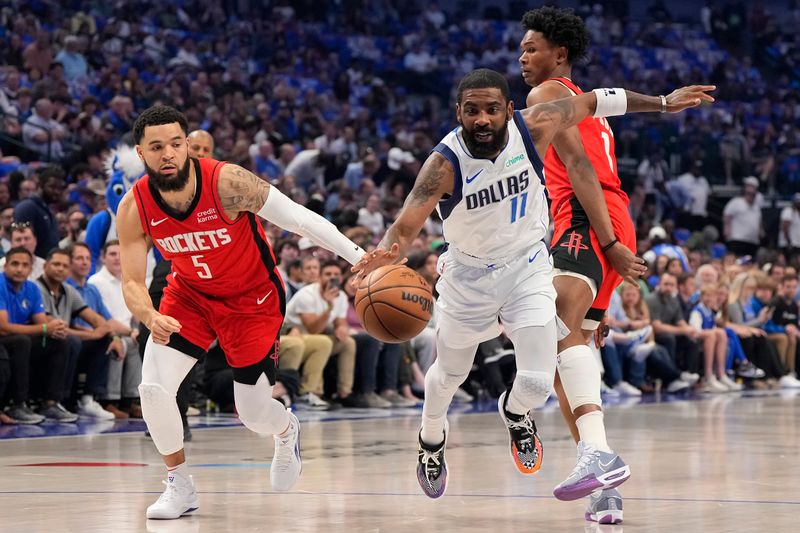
416, 421, 449, 498
497, 390, 543, 475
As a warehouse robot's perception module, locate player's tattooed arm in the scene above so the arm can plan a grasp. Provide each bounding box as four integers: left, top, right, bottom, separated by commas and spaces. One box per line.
380, 152, 453, 254
216, 164, 270, 219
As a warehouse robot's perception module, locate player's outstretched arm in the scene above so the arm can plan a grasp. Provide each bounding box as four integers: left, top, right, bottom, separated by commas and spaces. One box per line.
526, 84, 646, 284
351, 152, 453, 282
117, 192, 182, 345
523, 85, 715, 156
216, 164, 365, 265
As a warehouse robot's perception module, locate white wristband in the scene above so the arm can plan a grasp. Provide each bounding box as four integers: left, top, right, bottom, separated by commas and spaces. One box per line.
593, 88, 627, 118
258, 186, 366, 265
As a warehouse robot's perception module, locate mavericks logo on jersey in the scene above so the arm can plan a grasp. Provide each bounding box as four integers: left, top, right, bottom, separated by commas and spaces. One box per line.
156, 228, 232, 254
466, 169, 530, 210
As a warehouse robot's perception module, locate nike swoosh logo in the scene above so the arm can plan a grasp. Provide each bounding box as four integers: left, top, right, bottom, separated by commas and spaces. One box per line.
528, 250, 541, 263
257, 290, 273, 305
151, 218, 168, 226
598, 457, 616, 470
466, 169, 483, 184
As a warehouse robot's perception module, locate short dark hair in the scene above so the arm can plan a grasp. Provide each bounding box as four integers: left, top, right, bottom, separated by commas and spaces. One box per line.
677, 273, 692, 287
320, 260, 342, 273
521, 7, 589, 64
5, 246, 32, 262
46, 247, 70, 262
102, 239, 120, 255
277, 239, 299, 255
457, 69, 511, 104
781, 274, 798, 285
287, 259, 302, 272
67, 241, 90, 258
133, 105, 189, 144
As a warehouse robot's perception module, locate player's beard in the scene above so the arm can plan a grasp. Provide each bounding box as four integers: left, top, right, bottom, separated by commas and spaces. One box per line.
462, 121, 508, 159
145, 158, 191, 192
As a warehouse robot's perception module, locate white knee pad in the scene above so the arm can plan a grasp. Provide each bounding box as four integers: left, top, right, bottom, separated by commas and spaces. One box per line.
511, 370, 553, 409
234, 373, 290, 436
138, 382, 184, 455
557, 344, 602, 411
425, 360, 470, 397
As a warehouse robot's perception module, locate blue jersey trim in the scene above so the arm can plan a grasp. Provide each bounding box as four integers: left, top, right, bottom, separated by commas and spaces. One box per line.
432, 143, 463, 220
513, 110, 545, 187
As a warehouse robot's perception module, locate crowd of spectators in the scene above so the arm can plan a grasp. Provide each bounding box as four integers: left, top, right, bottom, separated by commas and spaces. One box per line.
4, 0, 800, 424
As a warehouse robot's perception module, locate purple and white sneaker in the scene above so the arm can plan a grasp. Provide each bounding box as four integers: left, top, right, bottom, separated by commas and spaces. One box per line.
553, 441, 630, 501
585, 488, 623, 524
416, 422, 449, 499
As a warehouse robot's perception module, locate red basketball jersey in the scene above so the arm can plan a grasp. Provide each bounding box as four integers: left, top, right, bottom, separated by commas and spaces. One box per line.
543, 77, 629, 216
132, 157, 283, 300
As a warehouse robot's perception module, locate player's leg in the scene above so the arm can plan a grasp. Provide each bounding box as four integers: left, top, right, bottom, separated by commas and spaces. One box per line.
498, 319, 558, 474
139, 337, 201, 520
231, 344, 301, 492
553, 373, 580, 442
417, 332, 479, 499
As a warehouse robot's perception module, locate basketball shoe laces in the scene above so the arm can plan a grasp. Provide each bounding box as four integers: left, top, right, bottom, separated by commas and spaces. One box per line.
272, 429, 296, 473
571, 444, 601, 478
506, 414, 536, 452
156, 477, 186, 506
420, 448, 443, 482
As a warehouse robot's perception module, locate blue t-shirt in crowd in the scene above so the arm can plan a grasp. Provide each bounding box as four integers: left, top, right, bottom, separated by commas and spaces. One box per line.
66, 278, 111, 328
0, 272, 45, 324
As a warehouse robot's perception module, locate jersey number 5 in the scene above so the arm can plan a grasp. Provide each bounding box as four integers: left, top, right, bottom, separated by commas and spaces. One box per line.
192, 255, 212, 279
510, 192, 529, 223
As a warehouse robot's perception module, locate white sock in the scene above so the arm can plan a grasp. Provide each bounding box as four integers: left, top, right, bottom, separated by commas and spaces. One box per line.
575, 411, 612, 453
167, 462, 189, 481
80, 394, 93, 405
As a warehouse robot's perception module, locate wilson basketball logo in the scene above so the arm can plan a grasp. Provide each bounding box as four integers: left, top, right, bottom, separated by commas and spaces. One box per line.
560, 231, 589, 259
402, 291, 432, 313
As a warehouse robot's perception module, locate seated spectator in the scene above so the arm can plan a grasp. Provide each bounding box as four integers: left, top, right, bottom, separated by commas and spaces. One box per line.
713, 281, 766, 384
22, 98, 68, 160
0, 223, 46, 279
36, 248, 123, 419
690, 284, 740, 392
727, 273, 799, 388
277, 332, 334, 410
677, 273, 696, 321
282, 260, 304, 301
74, 242, 142, 418
772, 274, 800, 378
284, 260, 371, 407
14, 170, 63, 257
300, 255, 320, 285
616, 282, 695, 393
750, 276, 800, 387
0, 247, 76, 422
357, 194, 385, 236
646, 272, 702, 378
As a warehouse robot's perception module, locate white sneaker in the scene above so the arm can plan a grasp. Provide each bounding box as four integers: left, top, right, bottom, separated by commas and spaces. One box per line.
146, 473, 199, 519
78, 398, 115, 420
680, 372, 700, 386
452, 388, 474, 403
186, 406, 201, 417
612, 381, 642, 397
778, 374, 800, 389
705, 376, 729, 393
295, 392, 330, 410
600, 382, 620, 397
666, 379, 690, 393
719, 375, 743, 391
271, 410, 302, 491
631, 341, 656, 363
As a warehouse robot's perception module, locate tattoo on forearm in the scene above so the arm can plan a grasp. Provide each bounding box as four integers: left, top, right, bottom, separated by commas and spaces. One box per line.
408, 156, 446, 207
529, 100, 578, 141
218, 167, 269, 214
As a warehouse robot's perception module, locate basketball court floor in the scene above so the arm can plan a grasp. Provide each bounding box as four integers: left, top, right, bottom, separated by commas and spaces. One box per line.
1, 391, 798, 533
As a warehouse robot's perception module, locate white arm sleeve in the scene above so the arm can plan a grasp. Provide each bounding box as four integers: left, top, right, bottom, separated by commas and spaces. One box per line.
258, 186, 365, 265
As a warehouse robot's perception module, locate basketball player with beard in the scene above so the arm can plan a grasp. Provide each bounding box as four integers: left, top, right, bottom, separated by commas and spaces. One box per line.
353, 68, 713, 500
118, 105, 366, 520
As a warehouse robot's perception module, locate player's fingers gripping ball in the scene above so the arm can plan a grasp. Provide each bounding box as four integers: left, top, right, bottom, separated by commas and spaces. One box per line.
355, 265, 433, 343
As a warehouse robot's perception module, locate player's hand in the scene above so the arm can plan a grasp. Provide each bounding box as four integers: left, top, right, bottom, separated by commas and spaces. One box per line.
594, 314, 610, 348
148, 313, 182, 345
664, 85, 716, 113
605, 242, 647, 285
350, 243, 407, 287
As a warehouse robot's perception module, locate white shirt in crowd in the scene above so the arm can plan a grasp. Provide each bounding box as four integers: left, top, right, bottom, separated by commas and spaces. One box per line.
779, 206, 800, 248
723, 195, 762, 244
676, 172, 711, 216
88, 266, 133, 326
284, 283, 348, 333
357, 208, 384, 235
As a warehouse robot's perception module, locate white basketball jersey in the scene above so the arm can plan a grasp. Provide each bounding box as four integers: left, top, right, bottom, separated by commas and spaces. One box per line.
434, 111, 549, 260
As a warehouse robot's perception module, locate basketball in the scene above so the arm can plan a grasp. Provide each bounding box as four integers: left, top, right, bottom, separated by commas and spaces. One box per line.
355, 264, 433, 343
